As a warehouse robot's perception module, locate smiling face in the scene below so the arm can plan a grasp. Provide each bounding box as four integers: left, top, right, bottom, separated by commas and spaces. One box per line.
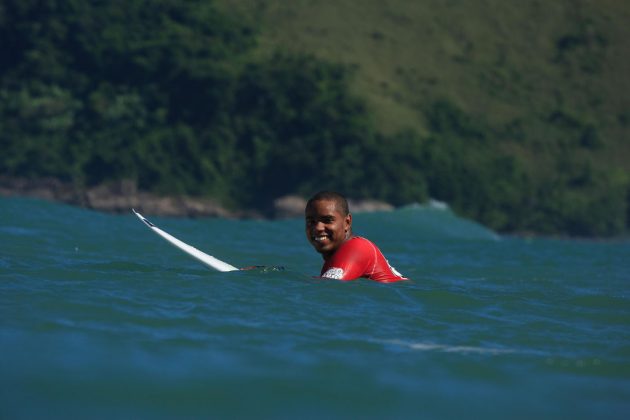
305, 199, 352, 258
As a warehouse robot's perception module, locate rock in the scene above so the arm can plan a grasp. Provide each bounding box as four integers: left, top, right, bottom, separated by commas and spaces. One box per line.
348, 199, 394, 213
272, 194, 395, 219
0, 176, 396, 219
273, 195, 307, 219
0, 176, 235, 218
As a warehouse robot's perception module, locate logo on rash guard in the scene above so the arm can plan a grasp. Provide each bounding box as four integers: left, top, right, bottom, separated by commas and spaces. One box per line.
322, 267, 344, 279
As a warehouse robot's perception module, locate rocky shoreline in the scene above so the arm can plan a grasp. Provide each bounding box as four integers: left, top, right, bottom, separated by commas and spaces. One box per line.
0, 176, 394, 219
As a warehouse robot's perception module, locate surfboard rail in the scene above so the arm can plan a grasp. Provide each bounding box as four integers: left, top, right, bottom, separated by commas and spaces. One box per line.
132, 209, 239, 272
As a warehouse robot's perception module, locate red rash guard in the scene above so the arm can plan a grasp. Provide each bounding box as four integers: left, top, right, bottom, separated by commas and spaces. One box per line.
320, 237, 407, 282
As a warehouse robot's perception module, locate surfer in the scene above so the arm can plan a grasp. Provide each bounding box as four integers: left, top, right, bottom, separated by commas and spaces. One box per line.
305, 191, 407, 282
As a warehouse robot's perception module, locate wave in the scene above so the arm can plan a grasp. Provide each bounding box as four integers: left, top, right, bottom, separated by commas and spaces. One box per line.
353, 201, 500, 242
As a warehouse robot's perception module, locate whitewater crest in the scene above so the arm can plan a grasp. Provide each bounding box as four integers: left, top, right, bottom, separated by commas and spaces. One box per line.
376, 339, 515, 355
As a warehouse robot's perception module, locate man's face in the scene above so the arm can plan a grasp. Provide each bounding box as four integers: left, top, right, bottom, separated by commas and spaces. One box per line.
305, 199, 351, 258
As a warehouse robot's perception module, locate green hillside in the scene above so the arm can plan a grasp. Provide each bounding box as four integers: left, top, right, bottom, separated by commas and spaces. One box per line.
219, 0, 630, 235
221, 0, 629, 159
1, 0, 628, 236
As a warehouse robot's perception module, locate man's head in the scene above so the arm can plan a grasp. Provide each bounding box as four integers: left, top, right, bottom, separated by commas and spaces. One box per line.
305, 191, 352, 258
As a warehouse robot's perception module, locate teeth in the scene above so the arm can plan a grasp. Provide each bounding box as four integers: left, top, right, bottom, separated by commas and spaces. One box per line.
314, 235, 328, 242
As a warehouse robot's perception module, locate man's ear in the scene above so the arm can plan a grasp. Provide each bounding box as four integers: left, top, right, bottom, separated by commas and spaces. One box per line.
345, 213, 352, 231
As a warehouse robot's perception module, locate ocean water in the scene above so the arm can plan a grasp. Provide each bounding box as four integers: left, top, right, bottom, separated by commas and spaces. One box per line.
1, 196, 629, 419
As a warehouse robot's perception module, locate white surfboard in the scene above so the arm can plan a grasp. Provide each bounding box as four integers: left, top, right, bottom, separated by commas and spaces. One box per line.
132, 209, 239, 272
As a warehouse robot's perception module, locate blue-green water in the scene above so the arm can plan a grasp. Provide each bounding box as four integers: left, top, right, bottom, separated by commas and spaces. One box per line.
1, 197, 629, 419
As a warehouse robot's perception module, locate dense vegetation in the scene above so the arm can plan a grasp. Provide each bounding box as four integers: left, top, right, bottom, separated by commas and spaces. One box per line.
1, 0, 628, 236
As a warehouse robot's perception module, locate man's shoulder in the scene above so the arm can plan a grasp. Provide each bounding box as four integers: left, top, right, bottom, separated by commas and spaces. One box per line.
346, 236, 372, 246
336, 236, 378, 258
339, 236, 372, 251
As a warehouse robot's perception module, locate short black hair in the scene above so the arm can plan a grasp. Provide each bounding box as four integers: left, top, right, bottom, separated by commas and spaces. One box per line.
305, 191, 350, 216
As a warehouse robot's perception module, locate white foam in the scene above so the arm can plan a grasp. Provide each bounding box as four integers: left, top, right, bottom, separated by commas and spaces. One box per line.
377, 339, 515, 355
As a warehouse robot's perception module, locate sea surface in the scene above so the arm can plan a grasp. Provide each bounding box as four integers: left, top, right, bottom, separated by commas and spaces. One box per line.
1, 196, 629, 419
